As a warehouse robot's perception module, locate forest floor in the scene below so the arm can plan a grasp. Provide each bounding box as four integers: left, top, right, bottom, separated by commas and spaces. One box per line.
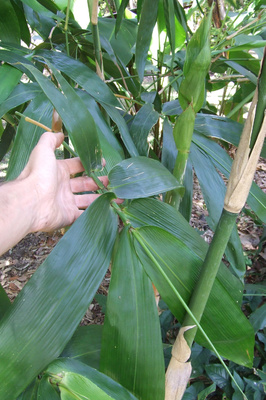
0, 158, 265, 326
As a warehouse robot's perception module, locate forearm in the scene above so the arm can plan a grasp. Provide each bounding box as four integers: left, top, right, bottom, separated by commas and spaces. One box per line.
0, 178, 37, 256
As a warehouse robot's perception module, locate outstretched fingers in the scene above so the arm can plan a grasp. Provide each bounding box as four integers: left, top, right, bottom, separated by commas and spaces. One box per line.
70, 175, 109, 193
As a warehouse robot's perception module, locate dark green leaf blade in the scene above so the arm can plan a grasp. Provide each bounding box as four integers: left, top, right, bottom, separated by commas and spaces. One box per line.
192, 132, 266, 223
0, 82, 42, 119
133, 225, 254, 367
0, 64, 22, 105
108, 156, 181, 199
35, 50, 119, 107
115, 0, 130, 36
0, 0, 20, 44
124, 198, 244, 309
61, 325, 102, 369
190, 143, 246, 278
0, 194, 117, 399
20, 61, 102, 175
135, 0, 160, 81
129, 103, 159, 155
100, 227, 165, 400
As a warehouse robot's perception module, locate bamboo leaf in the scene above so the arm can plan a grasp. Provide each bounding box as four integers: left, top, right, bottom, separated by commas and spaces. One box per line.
0, 64, 22, 105
61, 325, 102, 369
19, 60, 102, 175
108, 156, 181, 199
46, 358, 138, 400
115, 0, 130, 36
190, 143, 246, 279
0, 82, 42, 119
0, 0, 21, 44
101, 103, 139, 157
35, 50, 118, 107
123, 198, 243, 306
135, 0, 160, 81
133, 225, 254, 367
129, 103, 159, 156
163, 0, 176, 57
100, 227, 165, 400
6, 93, 53, 180
20, 0, 55, 15
0, 194, 118, 399
76, 90, 124, 159
192, 132, 266, 223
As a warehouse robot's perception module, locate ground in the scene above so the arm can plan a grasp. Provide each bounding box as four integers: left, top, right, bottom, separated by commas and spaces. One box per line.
0, 158, 265, 325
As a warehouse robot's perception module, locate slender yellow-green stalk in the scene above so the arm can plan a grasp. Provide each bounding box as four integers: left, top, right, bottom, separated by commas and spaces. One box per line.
15, 111, 77, 157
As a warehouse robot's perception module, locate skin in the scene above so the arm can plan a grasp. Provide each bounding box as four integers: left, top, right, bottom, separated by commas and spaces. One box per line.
0, 131, 112, 256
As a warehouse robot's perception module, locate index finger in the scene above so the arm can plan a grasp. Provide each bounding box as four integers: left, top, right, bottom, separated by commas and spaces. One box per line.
59, 157, 85, 175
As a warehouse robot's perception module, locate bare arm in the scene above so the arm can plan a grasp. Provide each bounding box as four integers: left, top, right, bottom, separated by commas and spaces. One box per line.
0, 131, 108, 256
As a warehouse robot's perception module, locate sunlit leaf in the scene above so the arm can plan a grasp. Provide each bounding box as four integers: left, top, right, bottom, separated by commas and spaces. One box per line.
47, 358, 138, 400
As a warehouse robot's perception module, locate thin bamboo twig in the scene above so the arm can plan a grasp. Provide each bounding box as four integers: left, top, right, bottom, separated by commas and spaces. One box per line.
15, 111, 77, 157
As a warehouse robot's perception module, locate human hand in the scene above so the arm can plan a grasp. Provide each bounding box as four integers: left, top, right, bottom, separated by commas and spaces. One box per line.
18, 131, 109, 232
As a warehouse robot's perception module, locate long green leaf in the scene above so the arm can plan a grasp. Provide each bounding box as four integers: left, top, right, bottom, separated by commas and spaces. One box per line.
20, 0, 55, 14
35, 50, 118, 107
108, 156, 181, 199
61, 325, 102, 370
46, 358, 138, 400
0, 194, 118, 399
19, 60, 102, 175
133, 225, 254, 367
101, 103, 139, 157
192, 132, 266, 223
6, 93, 53, 180
135, 0, 160, 81
115, 0, 129, 36
100, 227, 165, 400
123, 198, 243, 306
0, 82, 42, 119
129, 103, 159, 156
190, 143, 246, 278
0, 0, 20, 44
163, 0, 176, 57
0, 64, 22, 105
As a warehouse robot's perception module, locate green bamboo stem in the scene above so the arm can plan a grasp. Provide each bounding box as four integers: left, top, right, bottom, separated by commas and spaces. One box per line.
64, 0, 71, 56
182, 209, 238, 346
89, 0, 104, 80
